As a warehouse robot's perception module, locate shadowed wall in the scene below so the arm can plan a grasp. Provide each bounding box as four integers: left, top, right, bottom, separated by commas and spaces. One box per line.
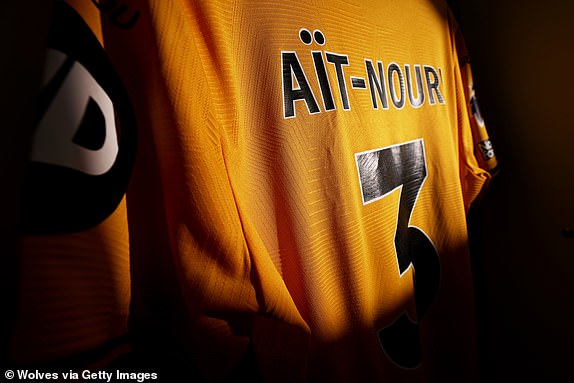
453, 1, 574, 381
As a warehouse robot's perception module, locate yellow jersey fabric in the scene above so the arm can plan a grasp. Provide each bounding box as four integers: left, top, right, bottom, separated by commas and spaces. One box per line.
110, 0, 496, 381
11, 0, 497, 381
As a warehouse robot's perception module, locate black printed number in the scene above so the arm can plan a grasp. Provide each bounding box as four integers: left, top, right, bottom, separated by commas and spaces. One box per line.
355, 139, 440, 369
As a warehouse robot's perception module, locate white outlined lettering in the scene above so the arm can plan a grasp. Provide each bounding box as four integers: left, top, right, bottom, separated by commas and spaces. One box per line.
281, 29, 447, 119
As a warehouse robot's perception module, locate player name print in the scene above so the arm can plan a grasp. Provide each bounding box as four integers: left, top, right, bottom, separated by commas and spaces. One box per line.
281, 28, 446, 119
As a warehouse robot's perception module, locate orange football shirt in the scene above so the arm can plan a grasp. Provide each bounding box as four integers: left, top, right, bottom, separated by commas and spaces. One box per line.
11, 0, 497, 382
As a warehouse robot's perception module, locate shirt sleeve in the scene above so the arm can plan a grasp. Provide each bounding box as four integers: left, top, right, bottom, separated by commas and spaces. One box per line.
451, 12, 498, 211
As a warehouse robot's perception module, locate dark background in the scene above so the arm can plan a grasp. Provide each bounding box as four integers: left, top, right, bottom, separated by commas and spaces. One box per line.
450, 0, 574, 381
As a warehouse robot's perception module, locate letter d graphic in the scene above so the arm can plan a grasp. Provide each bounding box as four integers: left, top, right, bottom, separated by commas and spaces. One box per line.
31, 49, 119, 176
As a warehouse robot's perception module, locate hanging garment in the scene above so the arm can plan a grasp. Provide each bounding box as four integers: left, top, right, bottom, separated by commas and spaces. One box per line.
7, 0, 135, 370
9, 0, 497, 382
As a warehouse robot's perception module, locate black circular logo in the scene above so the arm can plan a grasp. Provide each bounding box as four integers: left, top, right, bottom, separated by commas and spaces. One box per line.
21, 2, 137, 234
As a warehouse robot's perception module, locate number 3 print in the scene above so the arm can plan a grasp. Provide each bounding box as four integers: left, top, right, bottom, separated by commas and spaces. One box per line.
355, 139, 441, 369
